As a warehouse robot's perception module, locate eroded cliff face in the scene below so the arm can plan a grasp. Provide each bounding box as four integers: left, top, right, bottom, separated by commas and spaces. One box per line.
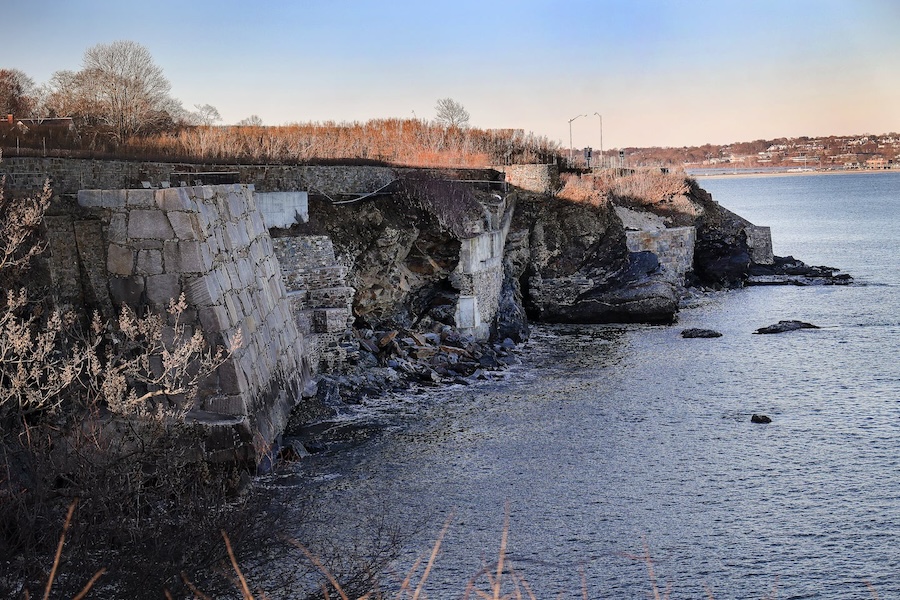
606, 177, 758, 288
289, 174, 497, 332
507, 193, 679, 324
287, 169, 760, 340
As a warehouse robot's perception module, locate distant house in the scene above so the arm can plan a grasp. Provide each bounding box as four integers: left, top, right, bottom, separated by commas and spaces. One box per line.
865, 157, 891, 169
1, 115, 79, 150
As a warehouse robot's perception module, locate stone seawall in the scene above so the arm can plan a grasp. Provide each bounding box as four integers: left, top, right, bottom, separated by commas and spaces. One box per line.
625, 227, 697, 284
74, 184, 307, 462
1, 157, 397, 195
453, 197, 515, 339
493, 164, 559, 194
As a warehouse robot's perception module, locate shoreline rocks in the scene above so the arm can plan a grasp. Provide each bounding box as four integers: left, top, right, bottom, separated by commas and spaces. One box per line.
681, 328, 723, 338
285, 324, 518, 442
754, 320, 820, 334
747, 255, 853, 286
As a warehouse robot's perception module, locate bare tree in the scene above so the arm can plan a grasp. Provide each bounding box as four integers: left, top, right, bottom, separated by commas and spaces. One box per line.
185, 103, 222, 126
0, 69, 37, 116
236, 114, 264, 127
434, 97, 470, 128
49, 40, 179, 142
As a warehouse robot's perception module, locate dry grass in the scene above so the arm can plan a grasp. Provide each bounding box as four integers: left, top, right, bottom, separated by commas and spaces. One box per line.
27, 505, 887, 600
3, 120, 562, 168
558, 168, 693, 208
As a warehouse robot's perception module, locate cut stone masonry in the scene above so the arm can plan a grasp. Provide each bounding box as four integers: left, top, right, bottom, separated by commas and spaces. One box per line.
76, 184, 309, 462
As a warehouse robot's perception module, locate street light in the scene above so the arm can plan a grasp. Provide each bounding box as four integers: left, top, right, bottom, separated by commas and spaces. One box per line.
568, 114, 587, 163
593, 113, 603, 168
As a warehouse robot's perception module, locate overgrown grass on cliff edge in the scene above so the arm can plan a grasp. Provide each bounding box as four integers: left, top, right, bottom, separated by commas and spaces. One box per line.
558, 168, 693, 208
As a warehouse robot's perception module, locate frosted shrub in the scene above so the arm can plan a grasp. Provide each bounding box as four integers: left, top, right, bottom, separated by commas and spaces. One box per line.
0, 169, 237, 423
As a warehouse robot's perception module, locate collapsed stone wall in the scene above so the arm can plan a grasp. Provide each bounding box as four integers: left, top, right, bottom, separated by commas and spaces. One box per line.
73, 184, 307, 462
493, 163, 559, 194
625, 227, 697, 285
452, 197, 515, 339
273, 235, 354, 371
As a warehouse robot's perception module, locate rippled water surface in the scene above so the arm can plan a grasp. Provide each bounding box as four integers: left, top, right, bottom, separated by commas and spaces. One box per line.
279, 172, 900, 598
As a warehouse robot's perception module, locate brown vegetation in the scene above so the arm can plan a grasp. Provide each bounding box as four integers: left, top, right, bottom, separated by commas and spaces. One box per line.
557, 168, 693, 209
0, 167, 265, 597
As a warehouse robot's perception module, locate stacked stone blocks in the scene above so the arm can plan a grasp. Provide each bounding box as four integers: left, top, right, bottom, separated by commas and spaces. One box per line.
625, 227, 697, 284
273, 236, 354, 371
452, 197, 515, 339
77, 185, 306, 458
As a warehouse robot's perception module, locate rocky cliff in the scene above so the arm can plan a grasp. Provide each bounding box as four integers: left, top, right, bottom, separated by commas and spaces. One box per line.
507, 192, 679, 324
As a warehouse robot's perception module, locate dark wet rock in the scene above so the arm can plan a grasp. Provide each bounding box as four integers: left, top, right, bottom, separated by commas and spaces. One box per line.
681, 328, 723, 338
512, 193, 678, 325
754, 320, 820, 334
751, 414, 772, 424
747, 255, 853, 286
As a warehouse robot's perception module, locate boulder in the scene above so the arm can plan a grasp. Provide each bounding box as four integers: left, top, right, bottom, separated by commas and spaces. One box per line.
513, 196, 678, 324
681, 328, 723, 338
751, 414, 772, 424
747, 255, 853, 286
754, 320, 820, 334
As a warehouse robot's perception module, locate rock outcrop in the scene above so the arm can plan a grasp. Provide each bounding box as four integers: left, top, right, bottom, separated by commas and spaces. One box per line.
747, 255, 853, 286
681, 328, 723, 338
508, 194, 679, 324
754, 320, 820, 334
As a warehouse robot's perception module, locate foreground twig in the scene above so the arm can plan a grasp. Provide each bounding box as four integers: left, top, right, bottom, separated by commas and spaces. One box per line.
42, 500, 77, 600
222, 530, 254, 600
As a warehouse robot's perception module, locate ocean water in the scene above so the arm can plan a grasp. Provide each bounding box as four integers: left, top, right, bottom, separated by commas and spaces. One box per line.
275, 172, 900, 599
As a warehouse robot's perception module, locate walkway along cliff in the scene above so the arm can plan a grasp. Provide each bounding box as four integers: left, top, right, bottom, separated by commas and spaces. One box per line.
0, 158, 849, 465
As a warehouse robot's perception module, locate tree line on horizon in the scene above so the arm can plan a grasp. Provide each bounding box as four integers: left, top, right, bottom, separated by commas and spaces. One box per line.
0, 41, 560, 167
616, 132, 900, 168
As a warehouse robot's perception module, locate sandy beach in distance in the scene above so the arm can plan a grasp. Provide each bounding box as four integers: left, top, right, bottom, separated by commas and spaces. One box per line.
691, 168, 897, 180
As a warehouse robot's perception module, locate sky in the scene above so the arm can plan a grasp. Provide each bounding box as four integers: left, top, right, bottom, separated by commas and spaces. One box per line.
3, 0, 899, 149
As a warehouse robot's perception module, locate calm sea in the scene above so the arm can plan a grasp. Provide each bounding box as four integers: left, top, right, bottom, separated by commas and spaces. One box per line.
274, 172, 900, 599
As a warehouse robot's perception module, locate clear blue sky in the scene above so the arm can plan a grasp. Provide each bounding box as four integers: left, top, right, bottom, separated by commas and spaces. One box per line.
4, 0, 898, 149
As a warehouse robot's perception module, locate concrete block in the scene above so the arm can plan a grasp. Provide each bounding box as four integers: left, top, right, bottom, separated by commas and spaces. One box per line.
167, 211, 199, 240
107, 244, 134, 276
255, 191, 309, 228
128, 209, 175, 239
455, 295, 481, 330
108, 275, 145, 306
126, 189, 155, 207
136, 249, 164, 275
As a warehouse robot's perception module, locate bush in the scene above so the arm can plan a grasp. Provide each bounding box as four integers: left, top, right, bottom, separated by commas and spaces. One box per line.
0, 161, 258, 597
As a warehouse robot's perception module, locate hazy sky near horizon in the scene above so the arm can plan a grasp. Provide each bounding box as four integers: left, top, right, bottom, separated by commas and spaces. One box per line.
4, 0, 898, 149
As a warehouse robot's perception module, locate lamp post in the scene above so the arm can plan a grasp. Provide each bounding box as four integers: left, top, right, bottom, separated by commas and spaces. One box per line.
593, 112, 603, 168
568, 114, 587, 164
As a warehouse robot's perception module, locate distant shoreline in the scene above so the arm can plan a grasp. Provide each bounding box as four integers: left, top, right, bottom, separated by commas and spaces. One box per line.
691, 168, 898, 180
